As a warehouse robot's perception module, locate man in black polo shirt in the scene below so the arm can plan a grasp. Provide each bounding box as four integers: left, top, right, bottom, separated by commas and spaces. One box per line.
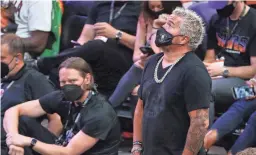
132, 8, 211, 155
35, 1, 141, 97
1, 34, 62, 154
3, 57, 120, 155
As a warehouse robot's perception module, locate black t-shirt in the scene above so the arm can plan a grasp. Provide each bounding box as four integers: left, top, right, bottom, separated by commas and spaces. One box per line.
1, 65, 55, 144
39, 91, 121, 155
138, 52, 212, 155
86, 1, 140, 36
84, 1, 141, 97
207, 7, 256, 66
1, 65, 55, 116
86, 1, 140, 56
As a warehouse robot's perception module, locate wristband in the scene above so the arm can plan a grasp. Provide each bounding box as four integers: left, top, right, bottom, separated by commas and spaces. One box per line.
133, 141, 142, 146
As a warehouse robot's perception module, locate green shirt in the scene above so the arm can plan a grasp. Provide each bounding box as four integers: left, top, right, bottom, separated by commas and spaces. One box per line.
41, 0, 63, 57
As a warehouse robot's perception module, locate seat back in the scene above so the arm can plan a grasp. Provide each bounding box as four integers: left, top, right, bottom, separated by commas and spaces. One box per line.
60, 1, 94, 51
60, 15, 87, 50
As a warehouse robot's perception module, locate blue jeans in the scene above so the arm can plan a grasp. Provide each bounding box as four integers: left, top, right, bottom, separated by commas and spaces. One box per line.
210, 99, 256, 154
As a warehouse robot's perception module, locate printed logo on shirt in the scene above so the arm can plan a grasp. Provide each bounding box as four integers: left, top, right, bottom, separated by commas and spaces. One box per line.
216, 32, 250, 54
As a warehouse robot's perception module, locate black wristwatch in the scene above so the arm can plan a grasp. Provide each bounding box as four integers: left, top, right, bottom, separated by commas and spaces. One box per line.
115, 30, 123, 41
222, 67, 229, 78
30, 138, 37, 148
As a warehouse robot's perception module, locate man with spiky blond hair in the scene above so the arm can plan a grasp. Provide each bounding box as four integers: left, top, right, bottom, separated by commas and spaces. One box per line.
132, 7, 211, 155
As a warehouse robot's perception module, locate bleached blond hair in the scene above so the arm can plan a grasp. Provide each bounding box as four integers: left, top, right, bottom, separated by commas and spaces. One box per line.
172, 7, 205, 50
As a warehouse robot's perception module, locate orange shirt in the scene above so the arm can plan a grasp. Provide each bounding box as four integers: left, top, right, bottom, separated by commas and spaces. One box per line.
246, 1, 256, 5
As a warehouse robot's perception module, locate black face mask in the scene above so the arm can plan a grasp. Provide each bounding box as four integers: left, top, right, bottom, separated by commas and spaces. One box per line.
61, 84, 84, 102
1, 56, 16, 78
1, 62, 9, 78
148, 9, 165, 19
155, 27, 183, 47
217, 4, 235, 18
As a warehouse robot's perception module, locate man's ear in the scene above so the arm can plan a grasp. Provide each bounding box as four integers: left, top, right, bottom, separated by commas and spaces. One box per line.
84, 73, 92, 85
15, 53, 23, 64
17, 53, 23, 59
180, 36, 190, 45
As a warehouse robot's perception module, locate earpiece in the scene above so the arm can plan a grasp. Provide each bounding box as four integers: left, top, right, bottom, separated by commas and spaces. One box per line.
15, 57, 18, 62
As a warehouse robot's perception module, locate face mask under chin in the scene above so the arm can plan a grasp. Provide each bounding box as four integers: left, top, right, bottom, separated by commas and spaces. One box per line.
217, 3, 235, 18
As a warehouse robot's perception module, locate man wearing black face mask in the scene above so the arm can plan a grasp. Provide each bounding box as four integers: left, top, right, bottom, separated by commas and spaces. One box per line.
204, 1, 256, 113
132, 7, 211, 155
1, 62, 9, 79
1, 34, 63, 154
3, 57, 121, 155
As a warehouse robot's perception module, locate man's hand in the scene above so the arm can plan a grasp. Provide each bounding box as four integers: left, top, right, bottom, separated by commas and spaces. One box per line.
139, 53, 149, 62
94, 22, 118, 39
245, 78, 256, 100
246, 78, 256, 87
6, 133, 31, 147
131, 151, 142, 155
153, 14, 168, 28
135, 53, 149, 68
131, 145, 143, 155
8, 145, 24, 155
205, 61, 225, 77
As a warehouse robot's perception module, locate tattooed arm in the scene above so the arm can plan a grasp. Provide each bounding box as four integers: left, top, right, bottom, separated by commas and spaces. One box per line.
182, 109, 209, 155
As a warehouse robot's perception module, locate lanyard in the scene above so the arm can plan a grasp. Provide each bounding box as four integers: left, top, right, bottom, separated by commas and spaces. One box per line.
216, 4, 247, 59
225, 4, 246, 46
56, 91, 94, 145
109, 0, 127, 24
0, 81, 15, 100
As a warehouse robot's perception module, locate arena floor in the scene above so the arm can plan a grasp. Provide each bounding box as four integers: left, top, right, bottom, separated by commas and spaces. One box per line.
118, 139, 227, 155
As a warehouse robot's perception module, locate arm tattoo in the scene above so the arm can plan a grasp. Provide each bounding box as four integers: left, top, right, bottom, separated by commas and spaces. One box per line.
184, 109, 209, 155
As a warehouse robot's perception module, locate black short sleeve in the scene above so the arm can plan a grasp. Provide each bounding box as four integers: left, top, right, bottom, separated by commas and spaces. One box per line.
86, 3, 98, 25
81, 114, 114, 140
138, 57, 152, 100
39, 91, 64, 114
184, 66, 212, 112
207, 16, 218, 50
25, 71, 55, 100
249, 33, 256, 56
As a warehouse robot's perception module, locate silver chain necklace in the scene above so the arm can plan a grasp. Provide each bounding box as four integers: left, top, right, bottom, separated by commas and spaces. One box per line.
154, 55, 184, 83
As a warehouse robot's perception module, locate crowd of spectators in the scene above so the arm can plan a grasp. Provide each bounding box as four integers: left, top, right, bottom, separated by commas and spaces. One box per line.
1, 0, 256, 155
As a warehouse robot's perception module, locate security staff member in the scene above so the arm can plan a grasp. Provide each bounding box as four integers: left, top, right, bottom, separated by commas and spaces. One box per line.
1, 34, 62, 154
